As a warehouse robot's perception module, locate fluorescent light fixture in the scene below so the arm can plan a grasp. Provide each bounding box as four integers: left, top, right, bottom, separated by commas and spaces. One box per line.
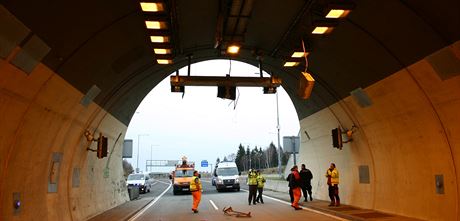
150, 36, 169, 43
157, 59, 172, 64
154, 48, 171, 54
140, 2, 164, 12
283, 62, 300, 67
227, 45, 240, 54
326, 9, 350, 18
145, 21, 167, 29
312, 26, 333, 34
291, 52, 308, 58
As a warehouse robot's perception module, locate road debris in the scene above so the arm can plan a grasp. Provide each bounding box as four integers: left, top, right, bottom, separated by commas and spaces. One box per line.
223, 206, 251, 218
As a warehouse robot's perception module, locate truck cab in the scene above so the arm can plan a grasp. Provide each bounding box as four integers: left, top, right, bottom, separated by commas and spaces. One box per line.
213, 162, 240, 192
170, 157, 195, 195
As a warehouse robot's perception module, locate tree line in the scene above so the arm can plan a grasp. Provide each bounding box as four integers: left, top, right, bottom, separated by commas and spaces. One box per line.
217, 142, 290, 172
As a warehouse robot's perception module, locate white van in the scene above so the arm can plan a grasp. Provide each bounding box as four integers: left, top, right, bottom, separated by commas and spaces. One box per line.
127, 173, 153, 193
212, 162, 241, 192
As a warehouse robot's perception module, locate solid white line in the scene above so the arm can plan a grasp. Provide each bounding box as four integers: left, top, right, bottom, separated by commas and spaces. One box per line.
209, 200, 219, 210
241, 189, 349, 221
128, 183, 172, 221
155, 179, 171, 185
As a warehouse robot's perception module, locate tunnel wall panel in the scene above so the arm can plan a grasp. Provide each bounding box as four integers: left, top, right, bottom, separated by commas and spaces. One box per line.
0, 57, 129, 221
298, 41, 460, 220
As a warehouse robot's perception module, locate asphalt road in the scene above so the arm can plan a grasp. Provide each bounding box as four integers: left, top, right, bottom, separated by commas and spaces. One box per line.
128, 179, 343, 221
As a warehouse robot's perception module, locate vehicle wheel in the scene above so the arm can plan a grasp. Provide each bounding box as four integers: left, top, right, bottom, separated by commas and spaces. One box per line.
216, 189, 221, 192
173, 190, 178, 195
237, 188, 240, 192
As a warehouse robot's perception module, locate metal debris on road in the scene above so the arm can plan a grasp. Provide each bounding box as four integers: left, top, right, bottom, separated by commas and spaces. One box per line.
223, 206, 251, 218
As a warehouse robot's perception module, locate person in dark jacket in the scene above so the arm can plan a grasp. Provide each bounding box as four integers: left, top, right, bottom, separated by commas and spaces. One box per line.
286, 169, 294, 203
289, 165, 302, 210
300, 164, 313, 201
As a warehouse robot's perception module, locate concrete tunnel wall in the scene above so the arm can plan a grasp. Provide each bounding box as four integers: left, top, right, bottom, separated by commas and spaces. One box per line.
0, 56, 129, 220
298, 41, 460, 220
1, 40, 460, 221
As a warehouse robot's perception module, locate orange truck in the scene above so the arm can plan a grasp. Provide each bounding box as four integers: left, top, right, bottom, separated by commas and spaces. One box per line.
169, 156, 195, 195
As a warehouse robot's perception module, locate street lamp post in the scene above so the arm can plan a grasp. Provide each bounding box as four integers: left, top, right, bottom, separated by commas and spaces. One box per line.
136, 134, 148, 173
276, 91, 282, 178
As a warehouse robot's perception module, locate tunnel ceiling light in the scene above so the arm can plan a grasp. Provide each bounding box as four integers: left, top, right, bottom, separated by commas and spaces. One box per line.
140, 2, 164, 12
284, 61, 300, 67
326, 9, 350, 18
154, 48, 171, 54
145, 21, 167, 29
150, 36, 169, 43
157, 59, 172, 64
227, 45, 240, 54
312, 26, 334, 34
291, 52, 309, 58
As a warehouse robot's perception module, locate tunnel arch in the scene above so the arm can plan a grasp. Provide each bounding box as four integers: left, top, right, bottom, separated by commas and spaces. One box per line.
1, 0, 460, 220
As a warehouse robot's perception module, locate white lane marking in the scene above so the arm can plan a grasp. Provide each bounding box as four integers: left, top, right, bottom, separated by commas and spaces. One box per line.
155, 179, 172, 185
241, 189, 349, 221
209, 200, 219, 210
128, 182, 172, 221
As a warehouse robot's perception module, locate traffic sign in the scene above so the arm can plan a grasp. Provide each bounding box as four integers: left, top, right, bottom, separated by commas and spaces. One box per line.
201, 160, 208, 167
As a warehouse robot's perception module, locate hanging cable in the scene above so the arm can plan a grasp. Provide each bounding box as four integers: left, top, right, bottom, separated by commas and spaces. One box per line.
302, 39, 309, 72
228, 58, 232, 76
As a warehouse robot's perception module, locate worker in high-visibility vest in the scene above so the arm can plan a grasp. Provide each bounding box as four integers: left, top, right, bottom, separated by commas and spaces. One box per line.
190, 170, 202, 213
289, 165, 302, 210
325, 163, 340, 206
247, 169, 258, 205
256, 170, 266, 204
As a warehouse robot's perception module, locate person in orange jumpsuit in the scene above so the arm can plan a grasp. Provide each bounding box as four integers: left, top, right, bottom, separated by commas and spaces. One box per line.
190, 170, 202, 213
289, 165, 302, 210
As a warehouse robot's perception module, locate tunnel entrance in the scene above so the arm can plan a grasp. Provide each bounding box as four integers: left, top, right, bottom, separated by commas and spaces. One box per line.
123, 59, 300, 175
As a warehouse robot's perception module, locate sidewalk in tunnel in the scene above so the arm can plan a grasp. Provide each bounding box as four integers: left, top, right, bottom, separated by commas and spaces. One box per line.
258, 187, 423, 221
87, 194, 155, 221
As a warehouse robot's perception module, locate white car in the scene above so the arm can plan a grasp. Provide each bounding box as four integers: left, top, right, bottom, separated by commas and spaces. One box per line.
127, 173, 153, 193
213, 162, 241, 192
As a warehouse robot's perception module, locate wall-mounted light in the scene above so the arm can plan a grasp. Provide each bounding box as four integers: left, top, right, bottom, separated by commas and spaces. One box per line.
140, 2, 165, 12
227, 45, 240, 54
150, 36, 169, 43
157, 59, 172, 64
145, 21, 167, 29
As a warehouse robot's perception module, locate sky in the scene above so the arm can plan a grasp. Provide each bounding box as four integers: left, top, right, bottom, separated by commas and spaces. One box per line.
124, 59, 300, 173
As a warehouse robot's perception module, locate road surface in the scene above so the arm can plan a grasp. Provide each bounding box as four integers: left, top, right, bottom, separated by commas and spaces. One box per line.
128, 179, 344, 221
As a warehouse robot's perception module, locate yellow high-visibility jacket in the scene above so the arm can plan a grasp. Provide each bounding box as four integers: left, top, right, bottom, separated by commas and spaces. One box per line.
248, 172, 258, 186
256, 175, 266, 188
190, 176, 202, 192
325, 168, 339, 185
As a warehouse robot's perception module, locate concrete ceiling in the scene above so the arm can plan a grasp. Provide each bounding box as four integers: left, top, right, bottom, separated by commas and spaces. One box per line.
2, 0, 459, 125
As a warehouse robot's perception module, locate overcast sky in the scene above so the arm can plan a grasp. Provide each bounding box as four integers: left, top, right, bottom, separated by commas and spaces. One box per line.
124, 60, 300, 173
